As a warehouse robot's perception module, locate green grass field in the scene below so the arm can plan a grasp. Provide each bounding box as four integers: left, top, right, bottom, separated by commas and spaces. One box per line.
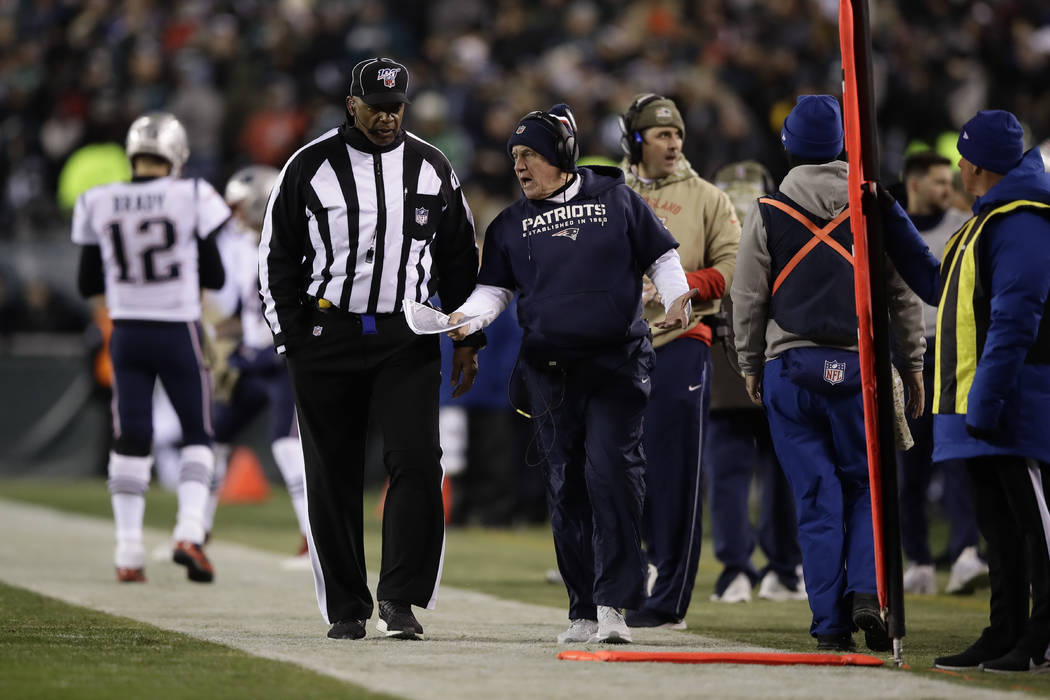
0, 582, 396, 700
2, 478, 1048, 697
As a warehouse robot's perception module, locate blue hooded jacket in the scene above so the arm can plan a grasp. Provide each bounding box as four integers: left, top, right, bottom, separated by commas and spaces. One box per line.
478, 165, 678, 360
882, 148, 1050, 462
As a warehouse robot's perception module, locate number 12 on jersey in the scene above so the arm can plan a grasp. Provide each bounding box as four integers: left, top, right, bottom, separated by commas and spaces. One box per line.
105, 217, 181, 283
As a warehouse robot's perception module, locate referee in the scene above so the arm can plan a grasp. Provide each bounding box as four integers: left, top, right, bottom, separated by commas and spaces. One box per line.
259, 57, 484, 641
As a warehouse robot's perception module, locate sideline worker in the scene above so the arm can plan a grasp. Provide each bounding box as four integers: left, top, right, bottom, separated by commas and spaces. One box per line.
879, 109, 1050, 673
731, 95, 925, 653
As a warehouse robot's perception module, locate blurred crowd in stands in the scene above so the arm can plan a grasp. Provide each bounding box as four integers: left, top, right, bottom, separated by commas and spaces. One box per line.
1, 0, 1048, 337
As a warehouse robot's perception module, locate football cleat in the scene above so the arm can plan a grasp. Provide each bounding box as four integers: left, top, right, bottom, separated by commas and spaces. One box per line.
173, 541, 214, 583
116, 567, 147, 583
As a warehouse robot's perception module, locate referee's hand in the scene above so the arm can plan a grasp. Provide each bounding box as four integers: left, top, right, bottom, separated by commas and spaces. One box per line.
450, 346, 479, 398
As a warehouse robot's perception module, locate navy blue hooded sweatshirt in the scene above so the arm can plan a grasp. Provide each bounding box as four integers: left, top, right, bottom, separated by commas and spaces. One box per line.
478, 165, 678, 359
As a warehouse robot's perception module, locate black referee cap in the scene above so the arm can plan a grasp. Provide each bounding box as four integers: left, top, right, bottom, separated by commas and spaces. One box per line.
349, 57, 411, 105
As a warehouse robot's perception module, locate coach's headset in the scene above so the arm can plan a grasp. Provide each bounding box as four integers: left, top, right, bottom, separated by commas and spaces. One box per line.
618, 93, 665, 164
515, 109, 580, 172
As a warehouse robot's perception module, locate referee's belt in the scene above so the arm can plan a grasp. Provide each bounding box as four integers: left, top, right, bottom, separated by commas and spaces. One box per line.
304, 295, 398, 335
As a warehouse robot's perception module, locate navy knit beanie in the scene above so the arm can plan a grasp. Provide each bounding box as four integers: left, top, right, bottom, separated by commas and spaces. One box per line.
507, 104, 578, 172
957, 109, 1024, 174
781, 95, 844, 161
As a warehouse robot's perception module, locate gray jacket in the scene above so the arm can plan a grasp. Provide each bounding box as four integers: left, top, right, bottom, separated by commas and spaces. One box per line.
730, 160, 925, 376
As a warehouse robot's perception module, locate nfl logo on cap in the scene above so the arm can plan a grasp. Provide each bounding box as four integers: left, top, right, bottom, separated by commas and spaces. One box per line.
377, 67, 400, 88
350, 57, 411, 105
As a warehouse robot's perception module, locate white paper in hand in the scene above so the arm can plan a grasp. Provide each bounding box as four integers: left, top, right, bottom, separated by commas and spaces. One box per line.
403, 299, 476, 335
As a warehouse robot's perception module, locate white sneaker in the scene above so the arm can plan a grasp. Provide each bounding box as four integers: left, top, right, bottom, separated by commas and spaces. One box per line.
757, 571, 807, 601
557, 619, 598, 643
646, 563, 658, 597
710, 572, 752, 603
946, 546, 990, 595
589, 606, 632, 644
902, 562, 937, 594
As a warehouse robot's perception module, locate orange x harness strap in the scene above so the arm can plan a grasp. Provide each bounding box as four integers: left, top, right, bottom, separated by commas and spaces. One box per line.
760, 197, 852, 295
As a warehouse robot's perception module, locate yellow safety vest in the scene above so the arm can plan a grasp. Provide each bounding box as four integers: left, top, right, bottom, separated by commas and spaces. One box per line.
934, 200, 1050, 415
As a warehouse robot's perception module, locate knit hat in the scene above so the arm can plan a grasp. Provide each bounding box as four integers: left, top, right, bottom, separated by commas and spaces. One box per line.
781, 95, 843, 160
507, 104, 578, 172
630, 96, 685, 138
957, 109, 1024, 174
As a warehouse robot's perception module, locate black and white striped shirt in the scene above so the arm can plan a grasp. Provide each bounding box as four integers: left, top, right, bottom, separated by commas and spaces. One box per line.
259, 123, 479, 353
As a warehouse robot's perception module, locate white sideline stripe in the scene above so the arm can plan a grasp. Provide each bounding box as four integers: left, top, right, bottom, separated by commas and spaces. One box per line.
0, 499, 1019, 700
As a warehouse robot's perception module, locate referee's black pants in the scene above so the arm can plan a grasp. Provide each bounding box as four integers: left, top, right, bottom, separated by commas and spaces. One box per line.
286, 307, 444, 624
967, 456, 1050, 659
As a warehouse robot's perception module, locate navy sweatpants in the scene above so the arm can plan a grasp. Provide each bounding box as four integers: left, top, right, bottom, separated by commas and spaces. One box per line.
705, 408, 802, 592
763, 356, 875, 637
638, 337, 709, 619
898, 341, 979, 564
521, 338, 653, 620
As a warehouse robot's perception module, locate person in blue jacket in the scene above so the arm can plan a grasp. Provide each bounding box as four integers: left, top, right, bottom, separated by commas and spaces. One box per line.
877, 109, 1050, 673
448, 103, 697, 645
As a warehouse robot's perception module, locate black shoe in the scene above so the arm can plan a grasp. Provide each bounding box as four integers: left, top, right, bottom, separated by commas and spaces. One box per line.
172, 541, 214, 583
851, 593, 891, 652
377, 600, 423, 639
980, 647, 1050, 674
816, 632, 857, 652
624, 609, 686, 629
327, 619, 366, 640
934, 642, 1009, 670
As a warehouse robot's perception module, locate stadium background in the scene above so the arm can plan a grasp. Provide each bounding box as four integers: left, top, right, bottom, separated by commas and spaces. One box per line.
1, 0, 1048, 479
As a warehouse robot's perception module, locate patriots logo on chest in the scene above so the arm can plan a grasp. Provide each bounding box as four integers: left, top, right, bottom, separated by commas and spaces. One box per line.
551, 227, 580, 241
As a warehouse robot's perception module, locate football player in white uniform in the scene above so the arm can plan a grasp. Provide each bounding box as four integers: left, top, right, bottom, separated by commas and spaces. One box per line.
203, 165, 312, 568
72, 112, 230, 583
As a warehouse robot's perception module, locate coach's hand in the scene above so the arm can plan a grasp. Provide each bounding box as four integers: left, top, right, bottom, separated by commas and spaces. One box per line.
446, 312, 470, 341
450, 346, 478, 398
655, 288, 700, 329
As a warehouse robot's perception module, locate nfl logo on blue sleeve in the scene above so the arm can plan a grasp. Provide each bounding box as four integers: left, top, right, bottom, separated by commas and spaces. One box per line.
415, 207, 429, 225
823, 359, 846, 385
